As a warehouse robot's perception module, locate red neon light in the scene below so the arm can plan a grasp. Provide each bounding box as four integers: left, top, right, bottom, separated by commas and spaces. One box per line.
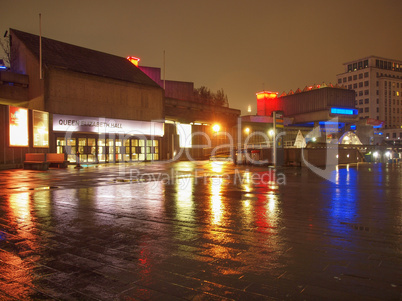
127, 56, 140, 67
256, 91, 278, 100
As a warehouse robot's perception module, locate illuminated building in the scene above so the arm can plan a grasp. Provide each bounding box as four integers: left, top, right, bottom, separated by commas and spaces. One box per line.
0, 29, 240, 168
336, 56, 402, 140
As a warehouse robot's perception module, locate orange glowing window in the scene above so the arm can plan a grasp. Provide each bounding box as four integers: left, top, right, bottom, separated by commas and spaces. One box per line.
127, 56, 140, 67
9, 106, 28, 147
256, 91, 278, 100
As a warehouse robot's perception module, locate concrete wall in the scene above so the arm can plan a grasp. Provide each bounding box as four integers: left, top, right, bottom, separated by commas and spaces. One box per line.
45, 67, 164, 121
263, 88, 355, 118
0, 71, 29, 103
165, 97, 240, 125
139, 66, 195, 101
10, 32, 45, 109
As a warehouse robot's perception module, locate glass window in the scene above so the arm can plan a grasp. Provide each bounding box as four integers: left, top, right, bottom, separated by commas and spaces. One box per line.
359, 82, 363, 87
56, 137, 66, 154
359, 73, 363, 79
67, 138, 76, 163
348, 76, 352, 81
365, 99, 369, 104
365, 107, 369, 113
88, 138, 96, 163
364, 60, 368, 68
353, 83, 357, 89
353, 75, 357, 80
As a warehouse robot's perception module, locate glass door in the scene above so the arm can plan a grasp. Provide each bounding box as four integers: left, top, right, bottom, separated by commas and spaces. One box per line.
131, 139, 138, 161
139, 139, 145, 161
124, 139, 130, 162
67, 138, 76, 163
115, 139, 122, 162
56, 137, 66, 154
98, 139, 106, 162
78, 138, 87, 163
88, 138, 96, 163
106, 139, 114, 162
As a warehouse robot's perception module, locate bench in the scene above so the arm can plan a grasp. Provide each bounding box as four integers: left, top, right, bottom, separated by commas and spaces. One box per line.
46, 153, 69, 168
24, 153, 49, 170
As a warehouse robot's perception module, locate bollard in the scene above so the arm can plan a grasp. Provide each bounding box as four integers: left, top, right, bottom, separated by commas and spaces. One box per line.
75, 151, 82, 169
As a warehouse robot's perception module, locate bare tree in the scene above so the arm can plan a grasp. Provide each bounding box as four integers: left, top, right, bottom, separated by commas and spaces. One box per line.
0, 33, 10, 67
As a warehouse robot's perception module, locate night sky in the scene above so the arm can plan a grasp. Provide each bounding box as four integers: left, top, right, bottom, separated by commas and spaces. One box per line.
2, 0, 401, 114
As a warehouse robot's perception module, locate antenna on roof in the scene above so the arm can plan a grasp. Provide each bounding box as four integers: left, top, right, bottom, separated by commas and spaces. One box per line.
163, 50, 166, 90
39, 13, 43, 80
3, 30, 8, 38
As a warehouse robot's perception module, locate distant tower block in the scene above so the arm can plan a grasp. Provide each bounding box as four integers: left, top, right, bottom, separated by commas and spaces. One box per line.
256, 91, 278, 116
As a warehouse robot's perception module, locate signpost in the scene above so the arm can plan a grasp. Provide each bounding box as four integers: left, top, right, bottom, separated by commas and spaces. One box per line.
273, 111, 284, 167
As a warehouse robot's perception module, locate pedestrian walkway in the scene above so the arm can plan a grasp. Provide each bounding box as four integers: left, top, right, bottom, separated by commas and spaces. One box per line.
0, 162, 401, 300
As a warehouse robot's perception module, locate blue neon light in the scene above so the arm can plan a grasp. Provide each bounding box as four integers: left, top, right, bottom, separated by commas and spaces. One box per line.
319, 121, 345, 128
373, 125, 382, 129
330, 107, 358, 115
0, 66, 7, 70
350, 125, 356, 130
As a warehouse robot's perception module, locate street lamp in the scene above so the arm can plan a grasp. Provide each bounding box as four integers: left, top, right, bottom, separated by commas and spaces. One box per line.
212, 124, 220, 133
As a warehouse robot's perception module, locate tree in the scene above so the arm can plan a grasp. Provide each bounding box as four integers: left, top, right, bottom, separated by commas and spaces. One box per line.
193, 86, 229, 107
214, 88, 228, 107
0, 34, 10, 67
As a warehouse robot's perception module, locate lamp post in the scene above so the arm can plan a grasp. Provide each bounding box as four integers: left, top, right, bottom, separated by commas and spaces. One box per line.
213, 124, 220, 147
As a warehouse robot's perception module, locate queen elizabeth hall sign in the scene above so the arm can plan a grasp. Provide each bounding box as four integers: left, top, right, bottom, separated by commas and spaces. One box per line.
53, 114, 164, 137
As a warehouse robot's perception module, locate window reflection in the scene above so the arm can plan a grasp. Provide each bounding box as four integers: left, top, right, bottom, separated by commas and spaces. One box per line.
175, 176, 194, 222
210, 177, 223, 225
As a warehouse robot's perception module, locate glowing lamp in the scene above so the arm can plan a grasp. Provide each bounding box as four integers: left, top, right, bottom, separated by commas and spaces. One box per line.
256, 91, 278, 100
212, 124, 220, 132
127, 56, 140, 67
245, 127, 250, 134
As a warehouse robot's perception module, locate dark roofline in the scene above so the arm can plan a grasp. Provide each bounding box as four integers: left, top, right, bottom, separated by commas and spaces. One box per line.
10, 28, 161, 88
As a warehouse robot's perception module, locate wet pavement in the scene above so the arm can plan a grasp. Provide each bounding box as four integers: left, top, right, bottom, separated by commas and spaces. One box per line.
0, 161, 401, 300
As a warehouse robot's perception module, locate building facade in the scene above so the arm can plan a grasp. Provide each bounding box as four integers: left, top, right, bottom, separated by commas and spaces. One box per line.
336, 56, 402, 140
0, 29, 241, 168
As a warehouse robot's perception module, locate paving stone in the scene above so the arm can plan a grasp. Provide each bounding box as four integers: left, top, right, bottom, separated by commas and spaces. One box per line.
0, 162, 401, 300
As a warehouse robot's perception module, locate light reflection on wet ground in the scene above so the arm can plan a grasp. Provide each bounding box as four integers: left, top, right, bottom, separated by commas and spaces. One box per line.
0, 161, 401, 300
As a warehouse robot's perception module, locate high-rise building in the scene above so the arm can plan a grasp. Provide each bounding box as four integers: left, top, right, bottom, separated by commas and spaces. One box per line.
336, 56, 402, 140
